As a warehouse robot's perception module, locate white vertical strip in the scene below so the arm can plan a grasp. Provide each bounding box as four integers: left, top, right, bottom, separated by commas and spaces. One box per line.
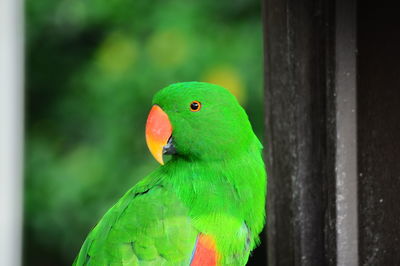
335, 0, 358, 265
0, 0, 24, 264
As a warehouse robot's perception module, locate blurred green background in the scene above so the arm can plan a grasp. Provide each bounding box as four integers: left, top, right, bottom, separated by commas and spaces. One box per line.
24, 0, 264, 265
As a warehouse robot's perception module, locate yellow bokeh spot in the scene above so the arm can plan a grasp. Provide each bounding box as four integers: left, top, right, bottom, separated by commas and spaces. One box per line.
201, 66, 247, 105
96, 32, 138, 74
147, 29, 188, 68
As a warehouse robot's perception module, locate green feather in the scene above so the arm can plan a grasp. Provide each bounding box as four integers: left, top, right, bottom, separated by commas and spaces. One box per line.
74, 82, 266, 265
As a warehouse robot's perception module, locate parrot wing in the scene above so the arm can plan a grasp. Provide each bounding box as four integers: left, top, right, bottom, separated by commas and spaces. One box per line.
73, 183, 217, 266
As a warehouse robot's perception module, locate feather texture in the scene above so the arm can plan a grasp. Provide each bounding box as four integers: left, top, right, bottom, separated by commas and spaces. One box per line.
74, 82, 267, 265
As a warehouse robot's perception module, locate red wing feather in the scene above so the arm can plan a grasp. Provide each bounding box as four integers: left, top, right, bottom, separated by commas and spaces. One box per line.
190, 234, 220, 266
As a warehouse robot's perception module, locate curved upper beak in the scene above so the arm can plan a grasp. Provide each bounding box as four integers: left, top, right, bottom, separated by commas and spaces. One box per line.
145, 105, 173, 165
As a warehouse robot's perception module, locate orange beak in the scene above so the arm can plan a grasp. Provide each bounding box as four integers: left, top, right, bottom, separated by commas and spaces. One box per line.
145, 105, 172, 165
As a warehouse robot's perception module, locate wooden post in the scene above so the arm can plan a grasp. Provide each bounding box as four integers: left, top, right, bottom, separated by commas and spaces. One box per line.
262, 0, 357, 265
358, 2, 400, 265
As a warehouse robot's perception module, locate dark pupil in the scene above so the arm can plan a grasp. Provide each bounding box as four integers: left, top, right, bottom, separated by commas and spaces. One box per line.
191, 102, 199, 110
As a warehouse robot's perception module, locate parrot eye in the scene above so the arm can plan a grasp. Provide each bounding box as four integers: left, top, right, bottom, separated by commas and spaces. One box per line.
190, 101, 201, 112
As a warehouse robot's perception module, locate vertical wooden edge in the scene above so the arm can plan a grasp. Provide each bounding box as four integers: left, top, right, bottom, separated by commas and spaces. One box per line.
324, 0, 338, 264
262, 0, 337, 265
334, 0, 358, 265
262, 0, 350, 265
262, 0, 296, 264
261, 0, 276, 263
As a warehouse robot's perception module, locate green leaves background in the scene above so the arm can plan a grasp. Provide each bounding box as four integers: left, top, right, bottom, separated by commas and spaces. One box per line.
25, 0, 263, 264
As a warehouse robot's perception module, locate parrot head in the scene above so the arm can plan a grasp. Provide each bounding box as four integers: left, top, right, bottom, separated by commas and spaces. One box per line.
145, 82, 258, 164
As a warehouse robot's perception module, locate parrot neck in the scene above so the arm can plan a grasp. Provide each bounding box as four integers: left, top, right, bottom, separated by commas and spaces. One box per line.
157, 139, 266, 235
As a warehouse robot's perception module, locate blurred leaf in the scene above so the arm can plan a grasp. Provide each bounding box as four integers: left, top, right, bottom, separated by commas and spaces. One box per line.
201, 65, 247, 105
96, 32, 139, 75
147, 29, 189, 68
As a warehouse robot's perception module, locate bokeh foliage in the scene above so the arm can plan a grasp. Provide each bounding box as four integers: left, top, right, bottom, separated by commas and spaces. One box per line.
25, 0, 264, 265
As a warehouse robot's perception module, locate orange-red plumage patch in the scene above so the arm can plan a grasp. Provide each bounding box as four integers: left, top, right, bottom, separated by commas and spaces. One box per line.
190, 234, 220, 266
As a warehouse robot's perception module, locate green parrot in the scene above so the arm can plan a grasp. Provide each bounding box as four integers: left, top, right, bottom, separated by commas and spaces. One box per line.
73, 82, 266, 265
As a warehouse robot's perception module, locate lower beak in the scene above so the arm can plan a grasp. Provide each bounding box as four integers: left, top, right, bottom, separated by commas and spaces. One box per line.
145, 105, 173, 165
